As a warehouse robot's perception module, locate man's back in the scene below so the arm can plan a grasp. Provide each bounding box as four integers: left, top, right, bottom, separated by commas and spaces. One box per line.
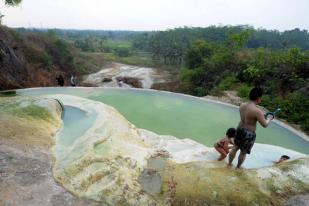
239, 101, 269, 132
239, 102, 258, 132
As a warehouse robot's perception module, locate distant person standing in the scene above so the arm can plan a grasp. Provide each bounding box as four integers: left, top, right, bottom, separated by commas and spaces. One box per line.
56, 74, 64, 86
70, 75, 77, 87
228, 87, 274, 169
117, 79, 123, 87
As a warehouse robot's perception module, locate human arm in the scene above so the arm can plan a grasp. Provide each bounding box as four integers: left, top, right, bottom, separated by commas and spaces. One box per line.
257, 109, 273, 128
223, 141, 231, 153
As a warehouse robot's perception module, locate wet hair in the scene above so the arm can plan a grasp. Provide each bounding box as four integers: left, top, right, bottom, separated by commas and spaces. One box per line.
226, 128, 236, 138
249, 87, 263, 101
281, 155, 290, 160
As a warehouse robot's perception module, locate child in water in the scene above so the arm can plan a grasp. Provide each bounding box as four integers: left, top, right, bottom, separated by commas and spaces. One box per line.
214, 128, 236, 161
274, 155, 290, 164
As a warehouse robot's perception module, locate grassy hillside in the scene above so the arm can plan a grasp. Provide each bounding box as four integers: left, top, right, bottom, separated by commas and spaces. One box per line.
0, 26, 106, 90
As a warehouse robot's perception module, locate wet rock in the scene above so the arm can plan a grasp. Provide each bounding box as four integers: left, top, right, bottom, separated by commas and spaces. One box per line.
102, 78, 112, 83
82, 62, 172, 88
138, 168, 161, 195
284, 195, 309, 206
116, 76, 143, 88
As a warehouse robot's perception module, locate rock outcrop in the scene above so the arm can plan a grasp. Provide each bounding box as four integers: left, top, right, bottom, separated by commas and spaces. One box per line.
0, 96, 101, 206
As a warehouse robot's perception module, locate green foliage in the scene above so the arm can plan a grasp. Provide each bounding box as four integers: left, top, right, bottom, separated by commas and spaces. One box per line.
262, 92, 309, 132
0, 90, 16, 97
53, 39, 74, 68
40, 52, 53, 69
237, 85, 252, 99
9, 29, 23, 43
4, 0, 22, 6
211, 75, 239, 95
130, 26, 309, 66
179, 68, 208, 96
185, 40, 213, 69
227, 30, 252, 49
243, 65, 263, 80
113, 47, 131, 57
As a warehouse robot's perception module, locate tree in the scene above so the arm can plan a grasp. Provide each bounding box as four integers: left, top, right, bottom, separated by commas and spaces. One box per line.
4, 0, 22, 6
185, 40, 213, 69
0, 13, 4, 24
1, 0, 22, 25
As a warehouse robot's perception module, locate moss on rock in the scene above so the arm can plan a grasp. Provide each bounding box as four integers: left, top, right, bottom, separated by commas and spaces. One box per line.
0, 96, 62, 149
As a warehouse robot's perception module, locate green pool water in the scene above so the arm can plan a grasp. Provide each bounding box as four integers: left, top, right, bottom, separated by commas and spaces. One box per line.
12, 87, 309, 154
58, 106, 97, 147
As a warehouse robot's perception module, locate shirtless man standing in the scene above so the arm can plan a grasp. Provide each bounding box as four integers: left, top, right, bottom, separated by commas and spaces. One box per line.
228, 87, 274, 169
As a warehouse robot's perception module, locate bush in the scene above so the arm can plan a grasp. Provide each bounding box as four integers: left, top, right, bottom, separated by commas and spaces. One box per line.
237, 84, 252, 99
40, 52, 53, 69
178, 68, 205, 95
261, 91, 309, 133
114, 47, 131, 57
211, 75, 239, 95
53, 39, 74, 68
10, 29, 23, 43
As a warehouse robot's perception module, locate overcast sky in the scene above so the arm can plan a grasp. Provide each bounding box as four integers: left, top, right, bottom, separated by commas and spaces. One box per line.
0, 0, 308, 31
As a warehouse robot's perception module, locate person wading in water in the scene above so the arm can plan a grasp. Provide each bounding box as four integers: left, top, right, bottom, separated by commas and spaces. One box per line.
228, 87, 274, 169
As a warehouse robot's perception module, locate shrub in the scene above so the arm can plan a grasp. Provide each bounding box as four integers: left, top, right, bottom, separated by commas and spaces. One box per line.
261, 91, 309, 133
211, 75, 239, 95
114, 47, 131, 57
237, 84, 252, 99
40, 52, 53, 69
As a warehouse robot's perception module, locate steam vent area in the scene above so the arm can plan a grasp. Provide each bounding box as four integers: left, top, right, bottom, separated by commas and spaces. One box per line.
0, 87, 308, 206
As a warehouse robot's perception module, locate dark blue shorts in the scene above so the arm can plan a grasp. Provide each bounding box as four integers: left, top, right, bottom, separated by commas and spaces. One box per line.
235, 127, 256, 154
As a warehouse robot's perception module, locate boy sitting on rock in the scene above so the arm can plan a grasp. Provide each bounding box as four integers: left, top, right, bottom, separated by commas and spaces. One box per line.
214, 128, 236, 161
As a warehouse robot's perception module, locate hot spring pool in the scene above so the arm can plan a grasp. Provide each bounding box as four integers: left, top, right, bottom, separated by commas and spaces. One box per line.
10, 87, 309, 154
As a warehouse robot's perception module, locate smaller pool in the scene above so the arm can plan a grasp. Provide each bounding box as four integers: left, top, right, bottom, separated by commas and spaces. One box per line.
54, 106, 97, 166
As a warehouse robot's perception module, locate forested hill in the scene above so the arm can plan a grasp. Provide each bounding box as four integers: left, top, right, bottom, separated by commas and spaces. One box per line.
18, 25, 309, 51
0, 26, 105, 90
132, 26, 309, 65
0, 25, 78, 89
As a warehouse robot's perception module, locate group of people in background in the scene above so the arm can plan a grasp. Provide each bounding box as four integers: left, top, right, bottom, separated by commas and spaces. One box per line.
56, 74, 77, 87
214, 87, 290, 169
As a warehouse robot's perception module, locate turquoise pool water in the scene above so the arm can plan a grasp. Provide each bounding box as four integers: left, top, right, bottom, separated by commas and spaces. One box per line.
13, 87, 309, 154
58, 106, 96, 147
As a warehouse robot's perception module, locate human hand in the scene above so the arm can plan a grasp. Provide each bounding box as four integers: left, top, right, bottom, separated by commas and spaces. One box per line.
264, 112, 274, 120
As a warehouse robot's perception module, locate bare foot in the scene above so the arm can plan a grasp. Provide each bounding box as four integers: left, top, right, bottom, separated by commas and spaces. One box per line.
227, 163, 233, 168
235, 166, 243, 170
217, 157, 225, 161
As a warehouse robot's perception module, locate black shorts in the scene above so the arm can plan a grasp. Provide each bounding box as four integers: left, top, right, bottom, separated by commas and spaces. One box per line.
234, 127, 256, 154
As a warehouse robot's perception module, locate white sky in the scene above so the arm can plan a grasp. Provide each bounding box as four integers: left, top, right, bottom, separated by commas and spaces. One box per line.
0, 0, 308, 31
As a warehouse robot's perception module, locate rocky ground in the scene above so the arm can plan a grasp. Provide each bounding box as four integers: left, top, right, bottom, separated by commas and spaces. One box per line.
81, 62, 173, 89
205, 90, 243, 106
0, 97, 102, 206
